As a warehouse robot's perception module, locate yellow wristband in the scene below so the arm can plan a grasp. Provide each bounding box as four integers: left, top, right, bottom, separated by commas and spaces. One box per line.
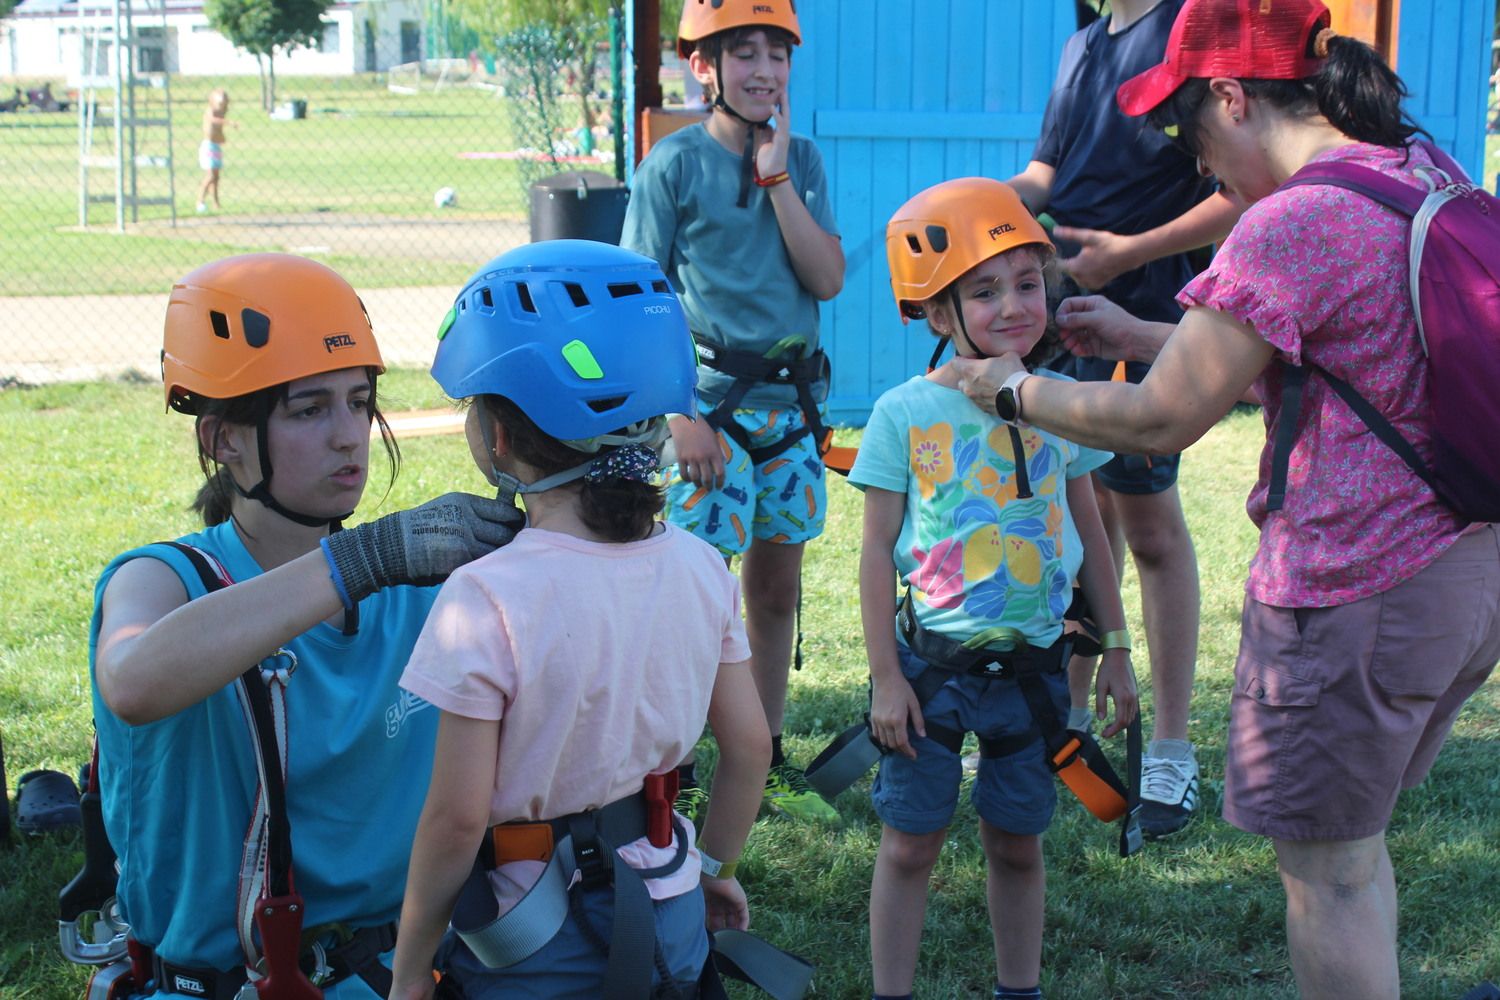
1099, 629, 1131, 652
697, 847, 739, 880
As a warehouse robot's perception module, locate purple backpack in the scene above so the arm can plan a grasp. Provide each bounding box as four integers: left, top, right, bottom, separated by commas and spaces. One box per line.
1267, 140, 1500, 523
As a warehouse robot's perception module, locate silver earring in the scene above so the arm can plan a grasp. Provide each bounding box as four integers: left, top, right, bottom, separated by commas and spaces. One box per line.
1232, 114, 1241, 123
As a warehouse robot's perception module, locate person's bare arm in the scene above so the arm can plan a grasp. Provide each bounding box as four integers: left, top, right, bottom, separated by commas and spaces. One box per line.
758, 91, 844, 300
953, 305, 1274, 455
1005, 161, 1056, 216
1057, 190, 1245, 291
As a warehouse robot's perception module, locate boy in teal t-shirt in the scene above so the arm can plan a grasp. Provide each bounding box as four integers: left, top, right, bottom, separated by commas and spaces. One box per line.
622, 0, 844, 823
853, 178, 1136, 1000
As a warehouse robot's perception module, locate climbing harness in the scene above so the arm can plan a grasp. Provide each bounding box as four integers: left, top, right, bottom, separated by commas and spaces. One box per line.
65, 541, 392, 1000
452, 773, 813, 999
693, 336, 835, 469
807, 591, 1143, 858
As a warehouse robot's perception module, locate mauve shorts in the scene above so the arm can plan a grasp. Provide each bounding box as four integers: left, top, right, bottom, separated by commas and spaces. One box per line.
1223, 524, 1500, 841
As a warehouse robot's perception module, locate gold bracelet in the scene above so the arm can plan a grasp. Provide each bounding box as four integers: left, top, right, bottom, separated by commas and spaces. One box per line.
1098, 629, 1131, 652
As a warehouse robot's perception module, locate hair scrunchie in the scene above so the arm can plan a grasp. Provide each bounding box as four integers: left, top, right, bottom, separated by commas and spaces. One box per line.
584, 443, 660, 485
1313, 27, 1337, 59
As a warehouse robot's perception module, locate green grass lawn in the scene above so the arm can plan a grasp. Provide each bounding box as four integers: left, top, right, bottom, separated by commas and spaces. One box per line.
2, 375, 1498, 998
0, 74, 604, 297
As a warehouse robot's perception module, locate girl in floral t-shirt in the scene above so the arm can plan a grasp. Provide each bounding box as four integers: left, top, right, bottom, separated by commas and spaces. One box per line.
851, 178, 1137, 1000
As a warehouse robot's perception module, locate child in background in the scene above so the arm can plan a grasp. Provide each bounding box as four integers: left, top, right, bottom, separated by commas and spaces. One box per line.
389, 241, 772, 1000
851, 179, 1137, 1000
197, 88, 230, 214
622, 0, 845, 825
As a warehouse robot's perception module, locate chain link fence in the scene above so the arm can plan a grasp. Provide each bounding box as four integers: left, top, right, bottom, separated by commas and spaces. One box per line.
0, 0, 627, 385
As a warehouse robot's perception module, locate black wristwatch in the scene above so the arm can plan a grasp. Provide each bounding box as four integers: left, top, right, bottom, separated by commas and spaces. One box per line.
994, 371, 1032, 424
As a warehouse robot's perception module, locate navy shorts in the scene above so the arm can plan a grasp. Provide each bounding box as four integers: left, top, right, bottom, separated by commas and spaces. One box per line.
1047, 354, 1181, 495
871, 642, 1068, 836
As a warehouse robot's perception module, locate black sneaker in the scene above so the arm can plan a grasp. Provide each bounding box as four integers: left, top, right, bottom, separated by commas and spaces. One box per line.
1138, 753, 1199, 839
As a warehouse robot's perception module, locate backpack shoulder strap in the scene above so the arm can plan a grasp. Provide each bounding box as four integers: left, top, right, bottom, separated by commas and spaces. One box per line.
1278, 158, 1426, 218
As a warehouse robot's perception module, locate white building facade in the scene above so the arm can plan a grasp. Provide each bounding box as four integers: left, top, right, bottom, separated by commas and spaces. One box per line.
1, 0, 428, 80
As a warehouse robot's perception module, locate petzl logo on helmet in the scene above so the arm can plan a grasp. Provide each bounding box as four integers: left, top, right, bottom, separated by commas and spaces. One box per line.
643, 304, 671, 315
988, 223, 1017, 240
753, 4, 775, 13
324, 333, 357, 352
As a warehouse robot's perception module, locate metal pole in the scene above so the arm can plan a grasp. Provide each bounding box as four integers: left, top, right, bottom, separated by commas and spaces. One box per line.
112, 0, 125, 232
124, 0, 139, 223
610, 4, 624, 182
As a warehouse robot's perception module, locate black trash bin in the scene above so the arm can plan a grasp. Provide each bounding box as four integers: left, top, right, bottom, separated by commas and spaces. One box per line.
529, 170, 629, 245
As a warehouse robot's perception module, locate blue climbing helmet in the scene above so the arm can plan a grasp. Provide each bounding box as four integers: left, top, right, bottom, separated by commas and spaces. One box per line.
433, 240, 698, 448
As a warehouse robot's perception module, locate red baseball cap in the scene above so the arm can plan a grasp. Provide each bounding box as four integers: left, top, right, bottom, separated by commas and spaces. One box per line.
1116, 0, 1332, 117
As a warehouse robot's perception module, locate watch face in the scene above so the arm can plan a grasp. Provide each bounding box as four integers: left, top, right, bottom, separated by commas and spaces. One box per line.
996, 388, 1019, 422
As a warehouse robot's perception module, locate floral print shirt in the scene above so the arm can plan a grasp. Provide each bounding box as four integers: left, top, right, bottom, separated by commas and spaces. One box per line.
1179, 141, 1468, 608
850, 374, 1111, 646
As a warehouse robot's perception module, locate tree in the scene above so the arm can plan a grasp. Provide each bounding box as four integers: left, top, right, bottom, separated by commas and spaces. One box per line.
205, 0, 332, 111
447, 0, 621, 135
0, 0, 20, 21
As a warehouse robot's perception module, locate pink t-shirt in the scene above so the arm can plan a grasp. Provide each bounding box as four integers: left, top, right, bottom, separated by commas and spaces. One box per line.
1179, 141, 1468, 608
400, 524, 750, 907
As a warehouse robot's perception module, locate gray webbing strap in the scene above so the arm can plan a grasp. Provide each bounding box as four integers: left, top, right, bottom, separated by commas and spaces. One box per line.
601, 847, 655, 1000
712, 928, 815, 1000
804, 721, 880, 800
451, 846, 573, 969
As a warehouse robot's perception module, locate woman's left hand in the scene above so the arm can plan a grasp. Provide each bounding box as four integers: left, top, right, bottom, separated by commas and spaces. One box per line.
952, 354, 1027, 416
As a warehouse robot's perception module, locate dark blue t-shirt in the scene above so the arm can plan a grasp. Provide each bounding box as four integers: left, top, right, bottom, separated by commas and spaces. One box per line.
1032, 0, 1216, 323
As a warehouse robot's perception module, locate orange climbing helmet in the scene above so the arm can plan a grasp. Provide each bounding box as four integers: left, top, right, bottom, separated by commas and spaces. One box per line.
885, 177, 1052, 323
677, 0, 802, 58
162, 253, 383, 413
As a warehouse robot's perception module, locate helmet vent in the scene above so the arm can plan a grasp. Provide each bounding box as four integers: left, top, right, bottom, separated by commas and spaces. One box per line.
480, 286, 495, 309
515, 283, 537, 314
563, 282, 590, 308
608, 282, 643, 298
925, 225, 949, 253
905, 234, 922, 254
586, 395, 627, 414
209, 310, 231, 340
652, 280, 670, 293
241, 309, 270, 348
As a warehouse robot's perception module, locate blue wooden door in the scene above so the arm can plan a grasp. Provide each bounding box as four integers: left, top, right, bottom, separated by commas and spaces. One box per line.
1396, 0, 1494, 181
789, 0, 1075, 425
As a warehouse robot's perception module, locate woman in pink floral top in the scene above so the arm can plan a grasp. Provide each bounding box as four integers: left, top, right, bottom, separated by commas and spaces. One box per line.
953, 1, 1500, 997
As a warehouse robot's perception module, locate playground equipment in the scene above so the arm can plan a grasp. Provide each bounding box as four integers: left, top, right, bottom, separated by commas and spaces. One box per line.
73, 0, 178, 231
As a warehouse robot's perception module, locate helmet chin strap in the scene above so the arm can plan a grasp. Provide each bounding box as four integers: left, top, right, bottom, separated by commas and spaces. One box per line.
712, 53, 772, 209
233, 415, 352, 529
476, 400, 666, 505
947, 285, 988, 360
233, 416, 358, 633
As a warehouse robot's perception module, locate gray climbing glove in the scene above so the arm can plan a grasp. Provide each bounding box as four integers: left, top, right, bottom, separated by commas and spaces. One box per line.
321, 492, 525, 608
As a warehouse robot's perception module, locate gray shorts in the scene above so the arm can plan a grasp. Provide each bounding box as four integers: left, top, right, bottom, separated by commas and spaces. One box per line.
1223, 524, 1500, 841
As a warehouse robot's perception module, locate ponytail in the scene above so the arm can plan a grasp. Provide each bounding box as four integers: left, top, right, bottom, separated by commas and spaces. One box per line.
1148, 32, 1425, 155
1306, 34, 1423, 148
192, 466, 238, 526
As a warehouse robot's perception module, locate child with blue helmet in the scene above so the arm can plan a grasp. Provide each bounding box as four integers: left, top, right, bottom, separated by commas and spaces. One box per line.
389, 241, 773, 1000
622, 0, 845, 828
